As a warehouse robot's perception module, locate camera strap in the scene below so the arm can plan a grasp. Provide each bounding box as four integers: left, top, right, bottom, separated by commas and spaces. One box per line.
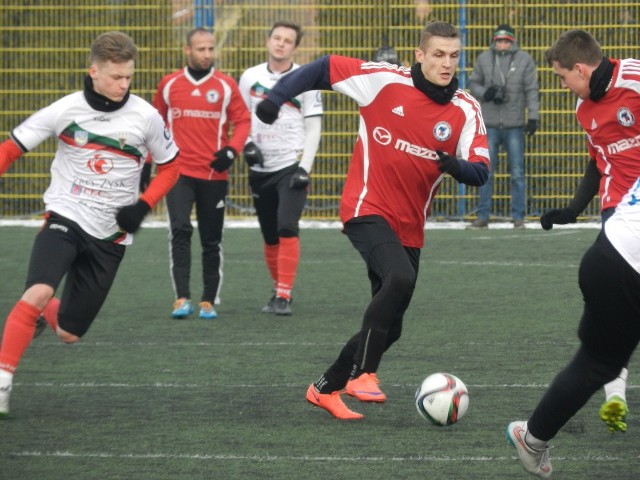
491, 51, 515, 87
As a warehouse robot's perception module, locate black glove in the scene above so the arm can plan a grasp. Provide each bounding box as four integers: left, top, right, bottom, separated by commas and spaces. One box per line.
493, 95, 505, 105
210, 146, 237, 172
139, 162, 152, 193
256, 99, 280, 125
116, 199, 151, 233
483, 85, 498, 102
539, 208, 578, 231
525, 119, 538, 136
289, 166, 310, 189
435, 150, 461, 178
243, 142, 264, 167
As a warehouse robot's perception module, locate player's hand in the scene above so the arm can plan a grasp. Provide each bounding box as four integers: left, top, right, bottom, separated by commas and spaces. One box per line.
289, 166, 310, 189
210, 146, 237, 172
116, 199, 151, 233
540, 208, 577, 230
243, 142, 264, 167
256, 99, 280, 125
435, 150, 461, 178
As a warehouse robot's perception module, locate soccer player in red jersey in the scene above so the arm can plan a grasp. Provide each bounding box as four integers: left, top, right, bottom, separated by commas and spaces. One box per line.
153, 28, 250, 320
257, 21, 490, 420
507, 30, 640, 478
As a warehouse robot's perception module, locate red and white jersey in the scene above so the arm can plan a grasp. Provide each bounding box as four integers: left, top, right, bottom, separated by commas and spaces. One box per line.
12, 92, 178, 244
328, 56, 489, 247
153, 67, 251, 180
239, 62, 323, 172
578, 58, 640, 272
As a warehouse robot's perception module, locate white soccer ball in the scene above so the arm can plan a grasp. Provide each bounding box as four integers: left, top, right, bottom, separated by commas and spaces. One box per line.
415, 373, 469, 426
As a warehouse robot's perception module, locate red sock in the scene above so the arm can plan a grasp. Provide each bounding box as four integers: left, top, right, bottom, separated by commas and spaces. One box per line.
42, 297, 60, 331
0, 300, 41, 374
263, 243, 279, 287
276, 236, 300, 300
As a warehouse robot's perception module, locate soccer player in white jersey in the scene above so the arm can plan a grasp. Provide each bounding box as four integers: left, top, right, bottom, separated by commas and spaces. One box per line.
0, 31, 179, 418
506, 30, 640, 478
238, 21, 323, 316
257, 21, 490, 419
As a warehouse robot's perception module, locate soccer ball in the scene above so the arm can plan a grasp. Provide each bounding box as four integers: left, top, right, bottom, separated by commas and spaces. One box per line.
415, 373, 469, 426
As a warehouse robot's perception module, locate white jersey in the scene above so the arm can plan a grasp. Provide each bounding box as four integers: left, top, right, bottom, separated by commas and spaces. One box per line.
239, 62, 323, 172
12, 91, 178, 244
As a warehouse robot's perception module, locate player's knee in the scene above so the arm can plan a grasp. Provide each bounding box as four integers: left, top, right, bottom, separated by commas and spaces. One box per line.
387, 268, 416, 295
56, 328, 80, 344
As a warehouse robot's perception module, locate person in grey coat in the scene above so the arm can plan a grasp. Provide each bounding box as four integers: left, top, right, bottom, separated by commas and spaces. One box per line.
468, 24, 539, 229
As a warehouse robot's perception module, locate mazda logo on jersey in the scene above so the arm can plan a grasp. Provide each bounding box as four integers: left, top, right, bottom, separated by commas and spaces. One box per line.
87, 154, 114, 175
171, 108, 182, 119
373, 127, 392, 145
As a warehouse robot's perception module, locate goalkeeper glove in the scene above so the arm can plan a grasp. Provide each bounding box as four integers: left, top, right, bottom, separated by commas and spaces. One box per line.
289, 166, 310, 189
243, 142, 264, 167
116, 199, 151, 233
435, 150, 462, 178
210, 146, 237, 172
540, 208, 578, 230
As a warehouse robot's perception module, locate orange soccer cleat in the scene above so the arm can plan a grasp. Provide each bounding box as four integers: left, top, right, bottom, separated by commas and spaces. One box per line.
305, 384, 364, 420
346, 372, 387, 403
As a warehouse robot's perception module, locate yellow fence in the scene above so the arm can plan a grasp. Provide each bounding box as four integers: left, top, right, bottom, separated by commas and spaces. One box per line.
0, 1, 638, 221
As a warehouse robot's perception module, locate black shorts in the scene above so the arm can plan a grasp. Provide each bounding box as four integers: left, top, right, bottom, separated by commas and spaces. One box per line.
26, 212, 125, 337
578, 230, 640, 364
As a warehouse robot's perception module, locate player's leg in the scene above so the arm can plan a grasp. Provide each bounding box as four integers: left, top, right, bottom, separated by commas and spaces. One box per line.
194, 179, 228, 319
249, 170, 280, 312
166, 176, 196, 318
271, 171, 308, 315
0, 213, 81, 417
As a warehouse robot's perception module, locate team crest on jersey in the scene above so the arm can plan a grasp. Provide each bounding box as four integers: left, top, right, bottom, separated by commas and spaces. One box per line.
206, 90, 220, 103
87, 153, 113, 175
117, 132, 127, 149
617, 107, 635, 127
74, 130, 89, 147
433, 121, 452, 142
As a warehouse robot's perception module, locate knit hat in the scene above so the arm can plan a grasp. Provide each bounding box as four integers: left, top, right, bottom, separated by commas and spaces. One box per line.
493, 24, 515, 42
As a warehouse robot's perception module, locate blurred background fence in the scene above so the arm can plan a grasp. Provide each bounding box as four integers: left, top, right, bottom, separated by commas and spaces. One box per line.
1, 1, 638, 221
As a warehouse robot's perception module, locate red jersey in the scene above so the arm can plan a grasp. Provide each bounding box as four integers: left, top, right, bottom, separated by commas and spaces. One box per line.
577, 58, 640, 210
328, 56, 489, 247
152, 67, 250, 180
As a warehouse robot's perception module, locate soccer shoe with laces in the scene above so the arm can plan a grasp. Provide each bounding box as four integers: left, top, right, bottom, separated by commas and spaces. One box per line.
305, 384, 363, 420
273, 297, 292, 316
346, 372, 387, 402
261, 293, 276, 313
172, 298, 194, 319
0, 372, 12, 418
506, 421, 552, 478
599, 395, 629, 432
198, 301, 218, 320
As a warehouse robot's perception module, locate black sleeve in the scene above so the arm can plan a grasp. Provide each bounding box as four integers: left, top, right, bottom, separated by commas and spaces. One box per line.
567, 159, 600, 215
451, 161, 490, 187
268, 56, 333, 107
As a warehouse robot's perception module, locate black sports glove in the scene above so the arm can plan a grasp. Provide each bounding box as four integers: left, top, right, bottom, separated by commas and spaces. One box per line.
525, 119, 538, 136
256, 99, 280, 125
289, 166, 310, 189
435, 150, 462, 178
116, 199, 151, 233
483, 85, 498, 102
243, 142, 264, 167
139, 162, 152, 193
210, 146, 237, 172
539, 207, 578, 231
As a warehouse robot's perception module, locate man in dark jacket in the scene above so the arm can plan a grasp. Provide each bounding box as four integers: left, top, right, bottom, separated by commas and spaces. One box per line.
468, 24, 539, 229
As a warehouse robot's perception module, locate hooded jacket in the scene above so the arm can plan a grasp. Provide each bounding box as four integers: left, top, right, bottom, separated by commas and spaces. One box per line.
469, 41, 539, 128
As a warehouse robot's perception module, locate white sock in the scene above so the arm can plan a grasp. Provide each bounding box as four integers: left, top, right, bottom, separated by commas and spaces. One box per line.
0, 369, 13, 385
604, 367, 628, 401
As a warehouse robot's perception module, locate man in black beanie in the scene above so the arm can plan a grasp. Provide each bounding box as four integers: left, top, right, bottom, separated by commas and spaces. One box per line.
468, 23, 539, 229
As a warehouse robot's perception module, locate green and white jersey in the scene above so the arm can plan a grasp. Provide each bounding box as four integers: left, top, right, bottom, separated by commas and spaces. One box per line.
239, 62, 323, 172
12, 92, 177, 244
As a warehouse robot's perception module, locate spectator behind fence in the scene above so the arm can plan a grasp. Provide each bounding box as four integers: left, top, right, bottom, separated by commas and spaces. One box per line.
0, 31, 180, 418
468, 24, 539, 229
238, 21, 323, 316
256, 21, 489, 420
506, 29, 640, 478
152, 27, 251, 320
